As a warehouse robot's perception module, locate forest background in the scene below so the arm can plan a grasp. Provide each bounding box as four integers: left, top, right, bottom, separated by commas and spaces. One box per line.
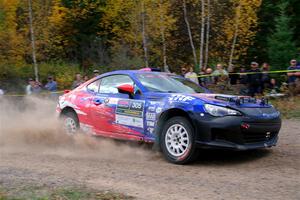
0, 0, 299, 90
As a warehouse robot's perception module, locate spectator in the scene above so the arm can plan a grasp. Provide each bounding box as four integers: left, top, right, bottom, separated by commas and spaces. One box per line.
212, 63, 229, 90
198, 67, 206, 85
201, 68, 214, 87
45, 75, 57, 92
229, 66, 239, 85
239, 67, 248, 85
212, 63, 229, 83
238, 67, 248, 95
287, 59, 300, 95
83, 74, 89, 82
180, 66, 187, 77
287, 59, 300, 82
184, 66, 199, 84
269, 78, 280, 93
261, 62, 271, 91
93, 70, 99, 77
72, 73, 83, 89
45, 75, 58, 98
247, 62, 262, 97
26, 78, 42, 95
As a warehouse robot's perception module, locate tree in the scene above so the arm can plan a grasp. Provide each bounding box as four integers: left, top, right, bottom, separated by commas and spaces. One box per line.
182, 0, 197, 67
204, 0, 210, 69
199, 0, 205, 70
267, 1, 297, 70
221, 0, 261, 66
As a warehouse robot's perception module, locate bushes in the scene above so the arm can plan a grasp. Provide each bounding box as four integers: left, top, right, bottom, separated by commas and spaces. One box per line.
0, 62, 81, 92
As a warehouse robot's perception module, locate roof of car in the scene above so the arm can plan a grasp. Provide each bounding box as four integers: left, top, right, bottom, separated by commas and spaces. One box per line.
97, 69, 172, 78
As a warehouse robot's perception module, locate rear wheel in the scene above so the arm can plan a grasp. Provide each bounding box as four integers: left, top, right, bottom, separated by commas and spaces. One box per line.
160, 116, 198, 164
61, 111, 79, 135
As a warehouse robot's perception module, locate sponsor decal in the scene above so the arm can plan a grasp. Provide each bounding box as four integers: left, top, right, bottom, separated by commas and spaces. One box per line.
115, 99, 145, 128
146, 120, 155, 127
146, 112, 156, 121
148, 106, 156, 112
116, 115, 144, 128
168, 95, 195, 102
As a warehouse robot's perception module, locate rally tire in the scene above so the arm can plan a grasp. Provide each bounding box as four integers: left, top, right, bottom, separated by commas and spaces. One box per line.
160, 116, 198, 164
61, 111, 79, 135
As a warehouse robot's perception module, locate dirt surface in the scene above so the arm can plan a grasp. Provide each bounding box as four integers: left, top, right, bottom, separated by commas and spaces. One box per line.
0, 97, 299, 200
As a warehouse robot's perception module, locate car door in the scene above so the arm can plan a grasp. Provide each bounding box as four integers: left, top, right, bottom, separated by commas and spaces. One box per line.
89, 74, 145, 141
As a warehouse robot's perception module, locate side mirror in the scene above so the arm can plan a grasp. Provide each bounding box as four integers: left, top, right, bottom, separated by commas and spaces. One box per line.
117, 84, 134, 97
64, 90, 71, 94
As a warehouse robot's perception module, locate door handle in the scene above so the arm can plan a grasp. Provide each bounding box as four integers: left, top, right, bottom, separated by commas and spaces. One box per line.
93, 98, 102, 105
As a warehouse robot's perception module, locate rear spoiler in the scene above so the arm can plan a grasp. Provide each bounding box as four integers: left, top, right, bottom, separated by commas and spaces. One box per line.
215, 96, 269, 106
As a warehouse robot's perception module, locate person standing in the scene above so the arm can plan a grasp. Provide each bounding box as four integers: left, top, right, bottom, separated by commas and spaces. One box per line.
261, 62, 271, 92
201, 68, 214, 87
45, 75, 58, 98
287, 59, 300, 82
83, 74, 89, 82
26, 78, 42, 95
247, 62, 262, 97
72, 73, 83, 89
212, 63, 229, 83
180, 66, 187, 77
184, 66, 199, 84
287, 59, 300, 95
93, 70, 100, 77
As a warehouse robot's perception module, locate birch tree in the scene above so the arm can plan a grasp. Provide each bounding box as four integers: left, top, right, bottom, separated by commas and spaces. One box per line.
204, 0, 210, 69
182, 0, 197, 67
141, 0, 149, 68
159, 0, 169, 72
28, 0, 39, 81
228, 3, 240, 72
199, 0, 205, 70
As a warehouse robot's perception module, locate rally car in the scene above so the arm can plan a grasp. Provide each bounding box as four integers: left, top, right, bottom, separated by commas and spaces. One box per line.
57, 70, 281, 164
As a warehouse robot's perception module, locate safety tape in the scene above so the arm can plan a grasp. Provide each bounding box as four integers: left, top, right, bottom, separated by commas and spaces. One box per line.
3, 90, 64, 97
2, 69, 300, 97
187, 69, 300, 78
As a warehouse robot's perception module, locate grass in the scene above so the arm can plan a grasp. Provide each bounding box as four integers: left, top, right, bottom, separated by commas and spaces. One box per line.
271, 96, 300, 119
0, 186, 133, 200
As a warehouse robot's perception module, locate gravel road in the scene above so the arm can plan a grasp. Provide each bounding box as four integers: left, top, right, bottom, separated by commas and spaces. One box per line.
0, 98, 299, 200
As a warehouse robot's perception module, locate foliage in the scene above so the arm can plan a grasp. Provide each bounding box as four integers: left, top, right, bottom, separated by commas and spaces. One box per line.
267, 1, 297, 70
0, 0, 299, 83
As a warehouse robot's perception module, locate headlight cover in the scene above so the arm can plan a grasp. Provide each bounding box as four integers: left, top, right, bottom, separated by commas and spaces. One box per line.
204, 104, 242, 117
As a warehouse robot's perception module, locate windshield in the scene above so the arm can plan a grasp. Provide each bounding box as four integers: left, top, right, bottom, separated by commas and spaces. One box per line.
136, 73, 205, 93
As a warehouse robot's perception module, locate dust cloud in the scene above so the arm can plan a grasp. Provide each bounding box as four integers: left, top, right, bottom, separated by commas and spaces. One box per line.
0, 96, 158, 161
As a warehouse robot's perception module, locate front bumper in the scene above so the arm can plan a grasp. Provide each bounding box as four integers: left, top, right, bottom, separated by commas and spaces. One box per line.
192, 113, 281, 150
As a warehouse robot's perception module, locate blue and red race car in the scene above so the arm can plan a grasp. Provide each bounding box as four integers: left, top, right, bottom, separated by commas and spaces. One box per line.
57, 70, 281, 164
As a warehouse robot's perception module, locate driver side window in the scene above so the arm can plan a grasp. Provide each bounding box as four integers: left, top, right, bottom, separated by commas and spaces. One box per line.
99, 75, 134, 94
87, 79, 101, 93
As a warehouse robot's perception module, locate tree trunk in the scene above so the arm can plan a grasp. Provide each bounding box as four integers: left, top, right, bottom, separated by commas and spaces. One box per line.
141, 0, 149, 68
183, 0, 197, 67
199, 0, 205, 71
159, 0, 169, 72
28, 0, 39, 81
204, 0, 210, 69
228, 3, 241, 72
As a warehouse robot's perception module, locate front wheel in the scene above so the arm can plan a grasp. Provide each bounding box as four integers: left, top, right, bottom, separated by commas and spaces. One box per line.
160, 116, 198, 164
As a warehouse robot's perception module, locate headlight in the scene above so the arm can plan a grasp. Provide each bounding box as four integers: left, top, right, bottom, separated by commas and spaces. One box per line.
204, 104, 241, 117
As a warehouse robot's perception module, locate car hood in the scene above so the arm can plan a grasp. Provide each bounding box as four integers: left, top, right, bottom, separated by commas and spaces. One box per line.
191, 93, 270, 108
191, 93, 280, 118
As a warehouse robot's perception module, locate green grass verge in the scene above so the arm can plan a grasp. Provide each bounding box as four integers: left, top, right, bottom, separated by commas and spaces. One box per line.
0, 185, 133, 200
